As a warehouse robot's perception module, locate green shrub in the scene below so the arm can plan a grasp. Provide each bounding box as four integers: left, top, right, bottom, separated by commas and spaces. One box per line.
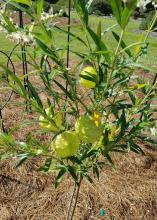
52, 0, 73, 13
139, 11, 157, 31
89, 0, 112, 16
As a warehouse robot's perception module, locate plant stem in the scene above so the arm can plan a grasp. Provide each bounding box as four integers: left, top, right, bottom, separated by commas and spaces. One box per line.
66, 181, 77, 220
66, 177, 82, 220
144, 10, 157, 42
107, 29, 125, 89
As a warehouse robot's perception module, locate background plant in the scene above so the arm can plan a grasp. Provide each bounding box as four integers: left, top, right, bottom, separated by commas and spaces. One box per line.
0, 0, 157, 219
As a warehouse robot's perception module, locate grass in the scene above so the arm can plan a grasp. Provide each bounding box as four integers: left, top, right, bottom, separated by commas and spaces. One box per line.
53, 13, 157, 68
0, 13, 157, 69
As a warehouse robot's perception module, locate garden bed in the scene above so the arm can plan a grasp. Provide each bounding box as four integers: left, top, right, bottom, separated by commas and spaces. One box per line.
0, 63, 157, 219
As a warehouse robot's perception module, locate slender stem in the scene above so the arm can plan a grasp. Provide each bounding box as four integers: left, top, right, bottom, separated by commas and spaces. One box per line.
66, 176, 82, 220
107, 29, 125, 88
66, 181, 77, 220
19, 10, 30, 111
144, 10, 157, 42
70, 183, 81, 220
64, 0, 71, 116
66, 0, 71, 71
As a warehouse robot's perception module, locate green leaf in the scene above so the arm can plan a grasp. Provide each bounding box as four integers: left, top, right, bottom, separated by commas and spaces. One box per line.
35, 38, 63, 67
67, 165, 78, 183
93, 164, 99, 180
7, 1, 33, 18
130, 141, 145, 155
79, 73, 97, 83
0, 14, 16, 32
109, 0, 122, 26
38, 157, 52, 172
53, 79, 75, 101
112, 31, 132, 57
121, 0, 137, 29
55, 168, 66, 188
106, 154, 114, 165
27, 81, 43, 109
73, 0, 88, 27
87, 27, 110, 63
97, 21, 102, 39
128, 91, 136, 105
84, 174, 93, 184
117, 109, 127, 140
16, 155, 28, 168
121, 7, 132, 29
0, 64, 27, 99
36, 0, 43, 18
12, 0, 32, 6
55, 26, 88, 48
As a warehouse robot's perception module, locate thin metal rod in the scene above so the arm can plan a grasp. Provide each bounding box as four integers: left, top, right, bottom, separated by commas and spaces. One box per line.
66, 0, 71, 70
19, 10, 30, 111
0, 49, 16, 133
64, 0, 71, 115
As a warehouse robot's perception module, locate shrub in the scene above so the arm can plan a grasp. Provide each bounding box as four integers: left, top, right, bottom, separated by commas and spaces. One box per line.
89, 0, 112, 16
52, 0, 73, 13
139, 11, 157, 31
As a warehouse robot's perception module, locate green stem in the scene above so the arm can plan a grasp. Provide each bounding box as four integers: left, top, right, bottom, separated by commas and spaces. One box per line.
144, 10, 157, 42
66, 176, 82, 220
107, 29, 125, 88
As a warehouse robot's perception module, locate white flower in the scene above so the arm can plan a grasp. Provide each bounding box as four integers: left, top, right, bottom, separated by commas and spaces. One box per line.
150, 127, 157, 136
41, 11, 55, 21
7, 31, 34, 46
137, 0, 157, 12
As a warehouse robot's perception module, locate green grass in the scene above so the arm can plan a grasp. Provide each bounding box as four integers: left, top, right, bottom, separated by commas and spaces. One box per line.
0, 13, 157, 69
53, 13, 157, 68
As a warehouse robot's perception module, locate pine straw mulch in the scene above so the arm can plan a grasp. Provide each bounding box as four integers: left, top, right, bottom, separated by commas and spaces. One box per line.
0, 147, 157, 220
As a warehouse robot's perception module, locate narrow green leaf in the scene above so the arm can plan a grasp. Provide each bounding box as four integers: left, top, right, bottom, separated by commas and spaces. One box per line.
16, 155, 28, 168
27, 81, 43, 108
128, 91, 136, 105
0, 64, 27, 98
109, 0, 122, 26
112, 31, 132, 57
37, 0, 43, 18
67, 165, 78, 182
38, 157, 52, 172
73, 0, 88, 27
55, 168, 66, 188
87, 27, 110, 63
53, 79, 74, 101
12, 0, 32, 6
55, 26, 88, 47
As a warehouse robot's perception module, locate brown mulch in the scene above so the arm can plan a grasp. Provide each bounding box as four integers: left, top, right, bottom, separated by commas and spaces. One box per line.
0, 149, 157, 220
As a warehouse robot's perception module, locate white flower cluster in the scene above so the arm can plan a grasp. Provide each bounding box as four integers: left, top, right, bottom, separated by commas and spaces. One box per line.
0, 9, 34, 46
123, 0, 157, 11
40, 8, 64, 30
137, 0, 157, 11
7, 31, 34, 46
150, 127, 157, 136
41, 7, 59, 21
41, 11, 57, 21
